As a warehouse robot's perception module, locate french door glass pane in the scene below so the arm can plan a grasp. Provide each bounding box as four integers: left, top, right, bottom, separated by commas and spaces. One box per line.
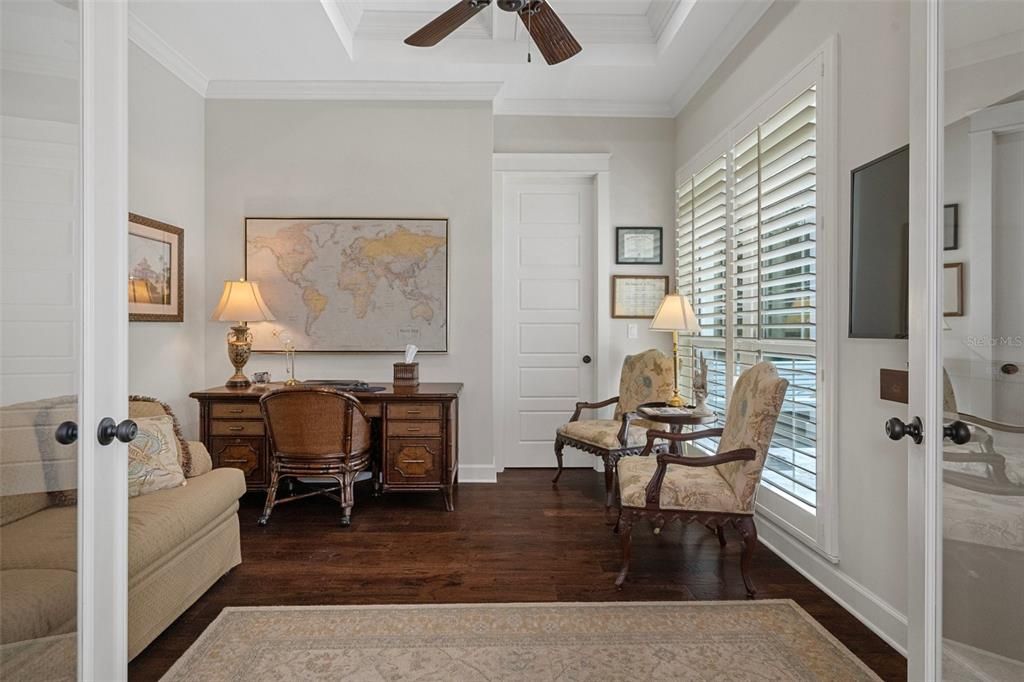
941, 2, 1024, 677
0, 0, 82, 679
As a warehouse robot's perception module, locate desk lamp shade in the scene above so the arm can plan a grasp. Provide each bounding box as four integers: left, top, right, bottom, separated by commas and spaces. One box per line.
650, 294, 701, 407
212, 280, 275, 388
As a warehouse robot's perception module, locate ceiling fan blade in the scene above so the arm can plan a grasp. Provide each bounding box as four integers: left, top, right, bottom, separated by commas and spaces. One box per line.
519, 1, 582, 65
405, 1, 490, 48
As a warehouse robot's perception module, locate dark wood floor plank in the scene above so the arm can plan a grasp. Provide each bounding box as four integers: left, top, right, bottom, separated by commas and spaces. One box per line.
129, 469, 906, 681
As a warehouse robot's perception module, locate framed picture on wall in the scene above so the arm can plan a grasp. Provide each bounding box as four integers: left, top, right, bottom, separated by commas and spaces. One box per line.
943, 262, 964, 317
128, 213, 184, 322
944, 204, 959, 250
611, 275, 669, 319
616, 227, 663, 264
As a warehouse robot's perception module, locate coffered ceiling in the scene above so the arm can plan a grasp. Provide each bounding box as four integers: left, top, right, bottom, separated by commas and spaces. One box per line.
128, 0, 774, 116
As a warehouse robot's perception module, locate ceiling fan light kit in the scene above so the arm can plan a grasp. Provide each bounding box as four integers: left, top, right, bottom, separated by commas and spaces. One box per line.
405, 0, 582, 66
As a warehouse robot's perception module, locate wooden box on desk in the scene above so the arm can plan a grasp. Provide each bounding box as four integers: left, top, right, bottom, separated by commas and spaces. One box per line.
189, 382, 462, 511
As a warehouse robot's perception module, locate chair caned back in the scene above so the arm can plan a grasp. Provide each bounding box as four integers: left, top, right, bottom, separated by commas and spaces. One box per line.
714, 362, 789, 512
614, 348, 676, 418
261, 387, 371, 461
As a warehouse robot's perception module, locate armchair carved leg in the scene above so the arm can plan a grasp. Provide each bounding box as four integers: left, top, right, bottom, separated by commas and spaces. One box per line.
716, 526, 727, 547
337, 472, 355, 527
602, 453, 619, 515
552, 437, 566, 485
258, 468, 280, 526
615, 510, 635, 588
736, 516, 758, 598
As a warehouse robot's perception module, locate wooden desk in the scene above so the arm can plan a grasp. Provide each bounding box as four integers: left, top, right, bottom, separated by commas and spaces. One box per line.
190, 383, 461, 510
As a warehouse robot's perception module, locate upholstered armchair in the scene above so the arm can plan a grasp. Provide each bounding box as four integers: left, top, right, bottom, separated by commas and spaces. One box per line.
614, 361, 788, 597
553, 348, 675, 512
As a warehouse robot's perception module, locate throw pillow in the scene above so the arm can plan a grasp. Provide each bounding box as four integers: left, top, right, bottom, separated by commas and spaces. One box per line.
128, 416, 186, 497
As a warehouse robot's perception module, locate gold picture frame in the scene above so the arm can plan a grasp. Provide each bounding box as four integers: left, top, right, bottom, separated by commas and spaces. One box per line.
611, 275, 669, 319
129, 213, 184, 322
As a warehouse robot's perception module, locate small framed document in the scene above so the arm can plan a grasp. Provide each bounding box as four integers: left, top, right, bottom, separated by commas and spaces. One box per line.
611, 275, 669, 319
616, 227, 663, 265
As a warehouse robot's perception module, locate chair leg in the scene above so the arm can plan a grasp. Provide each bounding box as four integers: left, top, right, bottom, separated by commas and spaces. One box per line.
736, 516, 758, 598
258, 468, 280, 526
338, 472, 355, 527
615, 510, 634, 589
717, 526, 727, 547
603, 453, 618, 510
552, 438, 565, 485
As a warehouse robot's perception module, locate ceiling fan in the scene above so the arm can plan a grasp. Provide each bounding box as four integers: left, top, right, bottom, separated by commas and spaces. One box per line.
405, 0, 582, 66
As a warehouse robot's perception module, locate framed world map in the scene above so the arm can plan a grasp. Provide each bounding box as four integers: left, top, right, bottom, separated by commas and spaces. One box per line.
245, 218, 448, 352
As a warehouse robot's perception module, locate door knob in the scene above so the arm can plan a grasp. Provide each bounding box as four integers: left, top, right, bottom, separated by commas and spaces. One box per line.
55, 421, 78, 445
582, 355, 592, 364
943, 421, 971, 445
886, 416, 923, 444
97, 417, 138, 446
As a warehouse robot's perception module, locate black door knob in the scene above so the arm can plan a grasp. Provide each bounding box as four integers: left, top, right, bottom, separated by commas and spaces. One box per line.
582, 355, 592, 364
55, 421, 78, 445
886, 416, 923, 444
97, 417, 138, 446
943, 421, 971, 445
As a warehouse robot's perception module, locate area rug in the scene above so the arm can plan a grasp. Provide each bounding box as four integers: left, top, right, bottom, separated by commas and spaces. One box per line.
161, 601, 881, 681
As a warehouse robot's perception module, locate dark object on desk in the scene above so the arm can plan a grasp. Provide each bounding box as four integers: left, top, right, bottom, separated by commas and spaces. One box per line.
259, 387, 372, 527
304, 379, 374, 391
190, 382, 461, 511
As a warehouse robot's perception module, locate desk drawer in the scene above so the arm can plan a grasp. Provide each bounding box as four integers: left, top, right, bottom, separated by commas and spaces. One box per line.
388, 402, 442, 420
211, 420, 265, 436
387, 420, 442, 437
209, 437, 266, 486
385, 438, 443, 485
211, 402, 262, 419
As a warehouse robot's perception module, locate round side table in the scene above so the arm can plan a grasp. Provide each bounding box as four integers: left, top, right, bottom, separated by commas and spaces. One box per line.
636, 402, 717, 454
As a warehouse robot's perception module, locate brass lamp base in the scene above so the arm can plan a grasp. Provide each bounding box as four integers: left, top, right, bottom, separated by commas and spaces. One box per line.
667, 390, 684, 408
225, 323, 253, 388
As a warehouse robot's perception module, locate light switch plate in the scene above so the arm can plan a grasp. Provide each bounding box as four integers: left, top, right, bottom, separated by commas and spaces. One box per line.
627, 323, 638, 339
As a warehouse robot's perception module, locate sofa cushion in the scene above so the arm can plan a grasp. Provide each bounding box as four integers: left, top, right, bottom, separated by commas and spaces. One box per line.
0, 505, 76, 572
0, 569, 76, 645
128, 416, 186, 498
128, 467, 245, 577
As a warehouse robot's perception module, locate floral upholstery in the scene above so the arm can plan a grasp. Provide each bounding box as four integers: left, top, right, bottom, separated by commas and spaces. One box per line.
618, 361, 788, 514
614, 349, 676, 419
618, 455, 740, 512
558, 419, 663, 450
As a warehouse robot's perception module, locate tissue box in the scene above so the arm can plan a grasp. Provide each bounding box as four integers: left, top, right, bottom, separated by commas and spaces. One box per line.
393, 362, 419, 387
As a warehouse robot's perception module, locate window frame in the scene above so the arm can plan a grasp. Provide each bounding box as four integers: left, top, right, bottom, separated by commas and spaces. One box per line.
674, 39, 838, 561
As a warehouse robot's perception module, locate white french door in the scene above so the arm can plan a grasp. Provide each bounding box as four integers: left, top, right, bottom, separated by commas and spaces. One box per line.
906, 2, 1024, 679
495, 164, 599, 469
0, 1, 130, 679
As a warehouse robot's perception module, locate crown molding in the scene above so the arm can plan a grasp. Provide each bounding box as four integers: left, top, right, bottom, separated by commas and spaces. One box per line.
493, 97, 674, 118
204, 79, 504, 101
946, 29, 1024, 72
127, 12, 209, 97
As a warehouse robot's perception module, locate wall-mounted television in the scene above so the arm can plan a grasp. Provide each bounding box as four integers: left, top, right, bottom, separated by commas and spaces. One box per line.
849, 145, 910, 339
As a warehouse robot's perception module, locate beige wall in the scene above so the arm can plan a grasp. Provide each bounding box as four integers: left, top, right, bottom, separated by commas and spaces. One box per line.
128, 44, 206, 438
494, 115, 677, 396
674, 0, 912, 646
204, 100, 495, 474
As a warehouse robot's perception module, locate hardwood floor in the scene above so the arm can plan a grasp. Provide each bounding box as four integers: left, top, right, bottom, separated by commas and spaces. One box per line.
129, 469, 906, 680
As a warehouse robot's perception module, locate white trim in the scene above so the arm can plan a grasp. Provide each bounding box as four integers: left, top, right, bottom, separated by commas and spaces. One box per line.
969, 99, 1024, 134
127, 12, 208, 97
81, 0, 130, 678
318, 0, 356, 60
946, 28, 1024, 72
494, 97, 675, 119
758, 516, 908, 655
458, 464, 498, 484
205, 80, 503, 101
491, 153, 612, 474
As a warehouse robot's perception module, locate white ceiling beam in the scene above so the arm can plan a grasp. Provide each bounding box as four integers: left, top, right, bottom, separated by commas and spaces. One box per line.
656, 0, 695, 55
319, 0, 361, 60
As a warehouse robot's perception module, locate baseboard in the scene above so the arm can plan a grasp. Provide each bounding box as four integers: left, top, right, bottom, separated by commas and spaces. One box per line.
757, 515, 909, 657
458, 464, 497, 483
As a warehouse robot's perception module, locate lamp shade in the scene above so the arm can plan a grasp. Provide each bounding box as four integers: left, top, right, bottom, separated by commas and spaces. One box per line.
211, 280, 276, 323
649, 293, 701, 333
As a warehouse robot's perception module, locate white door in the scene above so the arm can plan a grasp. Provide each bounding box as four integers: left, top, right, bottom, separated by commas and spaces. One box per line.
906, 2, 1024, 679
0, 1, 130, 679
500, 175, 596, 468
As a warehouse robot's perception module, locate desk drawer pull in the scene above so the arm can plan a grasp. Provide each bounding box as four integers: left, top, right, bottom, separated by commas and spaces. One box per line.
228, 408, 244, 414
222, 458, 250, 464
227, 426, 244, 432
211, 402, 262, 419
387, 420, 442, 437
211, 421, 265, 436
388, 403, 442, 420
401, 458, 426, 464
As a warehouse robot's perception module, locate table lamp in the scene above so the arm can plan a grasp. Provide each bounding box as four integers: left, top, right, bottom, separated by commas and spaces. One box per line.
211, 279, 275, 388
650, 293, 701, 407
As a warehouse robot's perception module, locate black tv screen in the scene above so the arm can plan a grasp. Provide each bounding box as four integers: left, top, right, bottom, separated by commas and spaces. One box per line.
849, 145, 909, 339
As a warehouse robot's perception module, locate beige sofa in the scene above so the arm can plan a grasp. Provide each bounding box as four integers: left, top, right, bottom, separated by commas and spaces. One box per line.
0, 396, 245, 667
